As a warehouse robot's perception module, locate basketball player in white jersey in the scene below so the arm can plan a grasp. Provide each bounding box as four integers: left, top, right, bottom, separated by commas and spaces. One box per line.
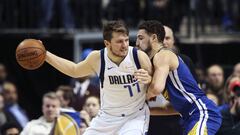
44, 20, 152, 135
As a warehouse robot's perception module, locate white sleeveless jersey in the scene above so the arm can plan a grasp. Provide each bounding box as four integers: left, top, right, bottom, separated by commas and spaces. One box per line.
98, 46, 148, 116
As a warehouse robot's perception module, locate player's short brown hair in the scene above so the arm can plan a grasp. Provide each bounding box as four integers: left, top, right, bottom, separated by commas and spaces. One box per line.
103, 20, 129, 41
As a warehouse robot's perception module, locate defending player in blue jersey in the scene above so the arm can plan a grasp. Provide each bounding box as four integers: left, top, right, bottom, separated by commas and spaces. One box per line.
135, 20, 222, 135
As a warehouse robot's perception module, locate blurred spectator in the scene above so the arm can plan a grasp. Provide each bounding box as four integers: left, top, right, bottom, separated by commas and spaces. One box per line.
20, 92, 60, 135
56, 85, 74, 110
0, 122, 21, 135
216, 76, 240, 135
0, 93, 9, 127
38, 0, 75, 29
2, 82, 29, 130
0, 63, 7, 93
233, 63, 240, 77
206, 64, 225, 104
83, 96, 100, 120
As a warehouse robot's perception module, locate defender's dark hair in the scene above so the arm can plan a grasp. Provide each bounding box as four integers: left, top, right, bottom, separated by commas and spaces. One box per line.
103, 20, 129, 41
138, 20, 165, 43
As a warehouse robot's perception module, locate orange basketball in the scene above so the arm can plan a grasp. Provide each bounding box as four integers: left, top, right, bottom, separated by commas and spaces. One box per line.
16, 39, 46, 70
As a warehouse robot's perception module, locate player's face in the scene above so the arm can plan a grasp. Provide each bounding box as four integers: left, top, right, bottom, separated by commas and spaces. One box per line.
42, 97, 60, 122
105, 32, 129, 57
136, 29, 152, 54
163, 27, 174, 49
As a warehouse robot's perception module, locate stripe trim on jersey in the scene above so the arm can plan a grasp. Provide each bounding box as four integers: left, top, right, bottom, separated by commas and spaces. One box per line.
132, 47, 141, 69
169, 72, 193, 103
172, 70, 208, 135
169, 69, 208, 135
198, 99, 209, 135
99, 49, 105, 88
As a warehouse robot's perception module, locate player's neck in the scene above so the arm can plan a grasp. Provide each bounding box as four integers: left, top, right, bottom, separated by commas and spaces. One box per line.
149, 43, 164, 59
107, 50, 125, 66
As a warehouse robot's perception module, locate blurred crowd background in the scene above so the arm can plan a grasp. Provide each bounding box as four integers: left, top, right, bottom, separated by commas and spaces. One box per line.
0, 0, 240, 135
0, 0, 240, 32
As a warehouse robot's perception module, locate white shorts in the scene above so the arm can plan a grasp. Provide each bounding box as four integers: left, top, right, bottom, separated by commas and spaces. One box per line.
83, 104, 150, 135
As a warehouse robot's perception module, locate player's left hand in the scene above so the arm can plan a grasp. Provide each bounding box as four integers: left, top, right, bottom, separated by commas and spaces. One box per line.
134, 69, 152, 84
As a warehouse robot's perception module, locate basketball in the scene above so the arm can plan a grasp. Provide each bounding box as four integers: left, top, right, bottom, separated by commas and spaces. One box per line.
16, 39, 46, 70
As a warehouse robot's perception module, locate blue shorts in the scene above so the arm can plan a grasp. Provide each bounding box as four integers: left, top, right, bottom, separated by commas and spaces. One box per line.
181, 97, 222, 135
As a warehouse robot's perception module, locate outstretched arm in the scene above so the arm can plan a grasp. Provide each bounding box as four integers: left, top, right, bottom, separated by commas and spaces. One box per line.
46, 50, 100, 78
147, 50, 178, 99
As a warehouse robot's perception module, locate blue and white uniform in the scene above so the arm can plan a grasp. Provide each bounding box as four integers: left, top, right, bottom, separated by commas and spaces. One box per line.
163, 50, 222, 135
84, 46, 149, 135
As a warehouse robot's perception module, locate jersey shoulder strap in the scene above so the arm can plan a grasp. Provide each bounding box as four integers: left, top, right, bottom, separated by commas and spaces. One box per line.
99, 49, 105, 88
132, 47, 141, 69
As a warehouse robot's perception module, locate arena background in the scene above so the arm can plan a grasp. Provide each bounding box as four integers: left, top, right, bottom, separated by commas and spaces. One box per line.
0, 0, 239, 120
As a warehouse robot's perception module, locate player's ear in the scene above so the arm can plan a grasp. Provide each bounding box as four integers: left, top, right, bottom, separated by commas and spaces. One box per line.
151, 34, 158, 42
104, 40, 110, 47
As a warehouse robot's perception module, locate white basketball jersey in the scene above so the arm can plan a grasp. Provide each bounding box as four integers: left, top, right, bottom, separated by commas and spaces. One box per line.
98, 46, 148, 116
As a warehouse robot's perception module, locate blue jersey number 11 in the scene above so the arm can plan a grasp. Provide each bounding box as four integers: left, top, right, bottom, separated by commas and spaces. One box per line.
124, 82, 141, 97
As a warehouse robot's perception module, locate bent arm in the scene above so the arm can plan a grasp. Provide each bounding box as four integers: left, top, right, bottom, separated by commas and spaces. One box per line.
148, 50, 178, 97
46, 51, 99, 78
